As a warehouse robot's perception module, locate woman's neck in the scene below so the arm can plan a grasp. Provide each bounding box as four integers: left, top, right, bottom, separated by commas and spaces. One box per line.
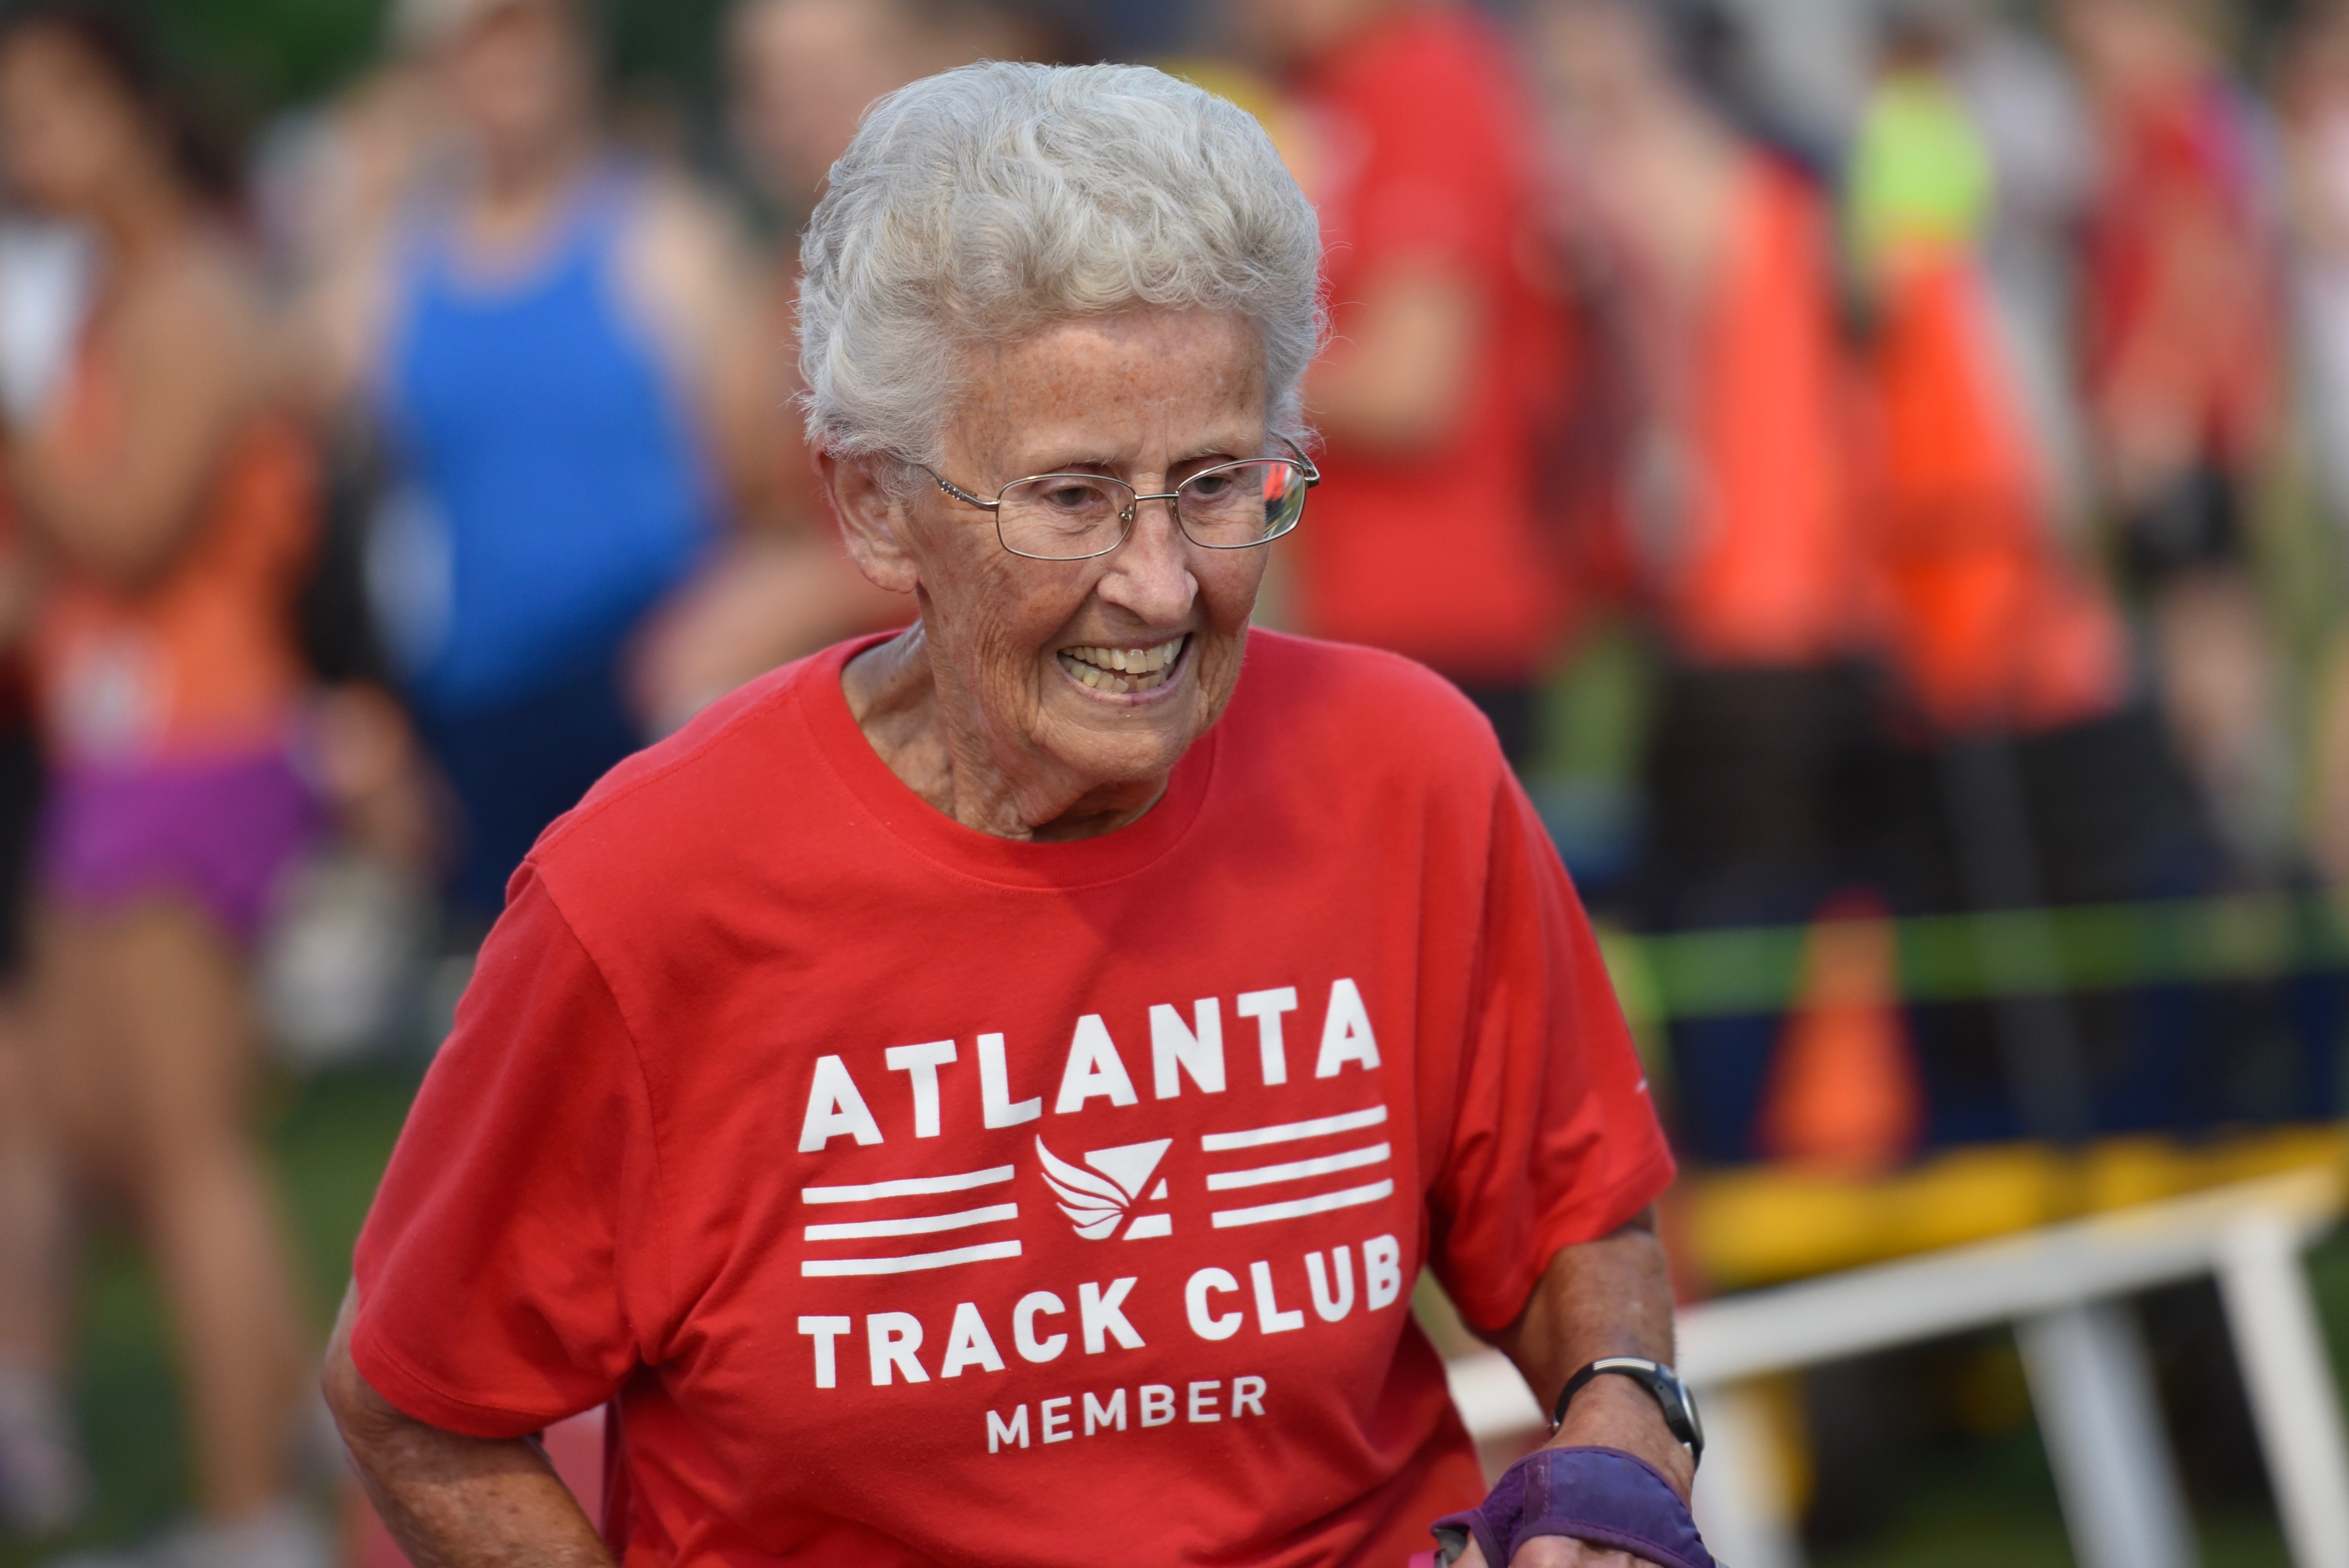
91, 163, 196, 273
842, 627, 1171, 843
461, 131, 594, 260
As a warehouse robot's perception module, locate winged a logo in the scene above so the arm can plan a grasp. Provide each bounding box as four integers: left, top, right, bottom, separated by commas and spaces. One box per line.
1036, 1136, 1173, 1240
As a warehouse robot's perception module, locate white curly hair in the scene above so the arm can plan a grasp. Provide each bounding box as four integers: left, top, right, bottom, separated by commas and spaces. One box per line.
797, 61, 1325, 469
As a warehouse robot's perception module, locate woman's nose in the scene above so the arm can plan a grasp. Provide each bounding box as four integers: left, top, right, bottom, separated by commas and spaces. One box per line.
1098, 496, 1194, 622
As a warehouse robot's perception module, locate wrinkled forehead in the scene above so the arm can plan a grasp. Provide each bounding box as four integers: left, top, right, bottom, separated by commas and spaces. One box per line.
937, 310, 1271, 474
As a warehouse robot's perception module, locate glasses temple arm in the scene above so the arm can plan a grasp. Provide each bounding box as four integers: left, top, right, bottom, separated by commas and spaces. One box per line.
922, 465, 1002, 511
1271, 431, 1322, 486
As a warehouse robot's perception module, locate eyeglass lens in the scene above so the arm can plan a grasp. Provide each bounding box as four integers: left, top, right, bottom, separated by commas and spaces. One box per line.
996, 461, 1309, 560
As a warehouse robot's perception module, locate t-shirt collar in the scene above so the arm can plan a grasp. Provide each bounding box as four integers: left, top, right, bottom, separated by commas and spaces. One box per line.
795, 631, 1224, 890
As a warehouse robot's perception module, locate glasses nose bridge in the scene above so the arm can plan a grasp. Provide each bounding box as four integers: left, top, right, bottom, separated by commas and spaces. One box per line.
1115, 485, 1186, 530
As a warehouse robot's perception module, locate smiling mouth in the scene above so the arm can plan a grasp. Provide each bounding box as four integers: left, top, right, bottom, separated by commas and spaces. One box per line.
1057, 635, 1188, 695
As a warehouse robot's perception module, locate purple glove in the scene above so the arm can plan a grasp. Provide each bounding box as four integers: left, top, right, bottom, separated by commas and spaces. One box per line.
1431, 1446, 1716, 1568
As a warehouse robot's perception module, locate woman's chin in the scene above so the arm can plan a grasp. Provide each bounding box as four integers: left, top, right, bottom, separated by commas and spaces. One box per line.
1033, 691, 1205, 787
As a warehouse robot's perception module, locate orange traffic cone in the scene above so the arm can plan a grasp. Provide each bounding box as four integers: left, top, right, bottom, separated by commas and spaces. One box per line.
1757, 890, 1925, 1174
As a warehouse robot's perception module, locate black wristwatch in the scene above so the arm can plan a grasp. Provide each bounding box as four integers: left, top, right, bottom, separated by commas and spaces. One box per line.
1549, 1357, 1705, 1467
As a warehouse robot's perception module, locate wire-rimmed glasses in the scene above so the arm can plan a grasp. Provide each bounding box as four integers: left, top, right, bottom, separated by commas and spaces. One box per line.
920, 434, 1320, 561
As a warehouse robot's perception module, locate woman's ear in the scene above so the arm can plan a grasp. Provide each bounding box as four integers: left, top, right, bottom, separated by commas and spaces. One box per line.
819, 451, 920, 596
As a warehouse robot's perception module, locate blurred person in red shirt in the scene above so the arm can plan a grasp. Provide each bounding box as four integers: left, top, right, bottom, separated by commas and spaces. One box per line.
1529, 0, 1875, 1163
2057, 0, 2295, 871
2279, 2, 2349, 882
0, 4, 329, 1563
1235, 0, 1576, 767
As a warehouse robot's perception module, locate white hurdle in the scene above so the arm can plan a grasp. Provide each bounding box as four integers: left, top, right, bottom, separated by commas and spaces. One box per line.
1443, 1168, 2349, 1568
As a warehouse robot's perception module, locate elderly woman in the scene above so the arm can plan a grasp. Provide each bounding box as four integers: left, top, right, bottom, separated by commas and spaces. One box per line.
324, 63, 1708, 1568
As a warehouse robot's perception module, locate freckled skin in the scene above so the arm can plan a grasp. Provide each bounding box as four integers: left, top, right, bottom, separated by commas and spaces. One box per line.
826, 308, 1273, 841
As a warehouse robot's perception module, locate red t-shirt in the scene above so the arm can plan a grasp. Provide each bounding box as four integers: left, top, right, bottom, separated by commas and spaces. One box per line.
1285, 8, 1575, 681
2080, 79, 2279, 472
351, 631, 1672, 1567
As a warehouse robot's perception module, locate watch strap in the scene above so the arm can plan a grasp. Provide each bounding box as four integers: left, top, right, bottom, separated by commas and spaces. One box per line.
1549, 1356, 1705, 1466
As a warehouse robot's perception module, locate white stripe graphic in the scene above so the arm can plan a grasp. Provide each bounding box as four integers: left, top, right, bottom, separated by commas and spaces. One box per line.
1205, 1143, 1390, 1192
1199, 1104, 1388, 1153
1210, 1179, 1394, 1229
804, 1203, 1019, 1241
798, 1240, 1023, 1277
801, 1165, 1014, 1205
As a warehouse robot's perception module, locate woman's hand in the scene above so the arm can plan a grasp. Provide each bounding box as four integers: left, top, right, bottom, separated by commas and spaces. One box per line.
1447, 1214, 1697, 1568
1445, 1382, 1686, 1568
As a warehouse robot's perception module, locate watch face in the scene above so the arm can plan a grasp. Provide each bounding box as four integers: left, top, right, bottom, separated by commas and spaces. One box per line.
1670, 1377, 1704, 1448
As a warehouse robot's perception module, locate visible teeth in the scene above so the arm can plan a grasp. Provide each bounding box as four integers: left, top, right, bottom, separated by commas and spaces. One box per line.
1059, 635, 1185, 692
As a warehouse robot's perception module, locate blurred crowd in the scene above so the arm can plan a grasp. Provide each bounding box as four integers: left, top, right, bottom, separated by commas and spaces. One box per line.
0, 0, 2339, 1560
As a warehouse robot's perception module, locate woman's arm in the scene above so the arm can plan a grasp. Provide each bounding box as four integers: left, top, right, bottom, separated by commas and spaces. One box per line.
616, 176, 779, 526
1303, 259, 1483, 454
616, 184, 907, 726
11, 251, 262, 589
1457, 1211, 1691, 1568
321, 1285, 616, 1568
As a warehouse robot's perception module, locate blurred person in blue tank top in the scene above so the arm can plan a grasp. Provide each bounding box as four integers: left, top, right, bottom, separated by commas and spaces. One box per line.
297, 0, 774, 924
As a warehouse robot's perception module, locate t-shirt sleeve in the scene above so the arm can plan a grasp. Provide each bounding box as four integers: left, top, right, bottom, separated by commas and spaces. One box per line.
350, 866, 667, 1438
1423, 770, 1676, 1333
1327, 49, 1524, 286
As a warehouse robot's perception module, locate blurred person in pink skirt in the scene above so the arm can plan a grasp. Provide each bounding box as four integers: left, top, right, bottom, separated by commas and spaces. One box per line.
0, 3, 328, 1565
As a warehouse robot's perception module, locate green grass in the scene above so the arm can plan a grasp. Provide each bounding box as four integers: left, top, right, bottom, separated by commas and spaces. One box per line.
6, 1066, 2349, 1565
0, 1062, 417, 1567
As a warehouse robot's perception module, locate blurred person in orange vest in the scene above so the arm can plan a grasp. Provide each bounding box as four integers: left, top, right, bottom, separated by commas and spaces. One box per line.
1944, 11, 2102, 541
2056, 0, 2295, 872
1233, 0, 1577, 768
0, 4, 330, 1563
1850, 5, 2132, 745
1529, 0, 1873, 1164
1839, 2, 2185, 1158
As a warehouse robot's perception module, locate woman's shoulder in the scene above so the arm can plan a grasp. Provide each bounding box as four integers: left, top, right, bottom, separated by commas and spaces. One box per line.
69, 232, 266, 426
1233, 630, 1510, 776
610, 163, 760, 375
528, 653, 829, 877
